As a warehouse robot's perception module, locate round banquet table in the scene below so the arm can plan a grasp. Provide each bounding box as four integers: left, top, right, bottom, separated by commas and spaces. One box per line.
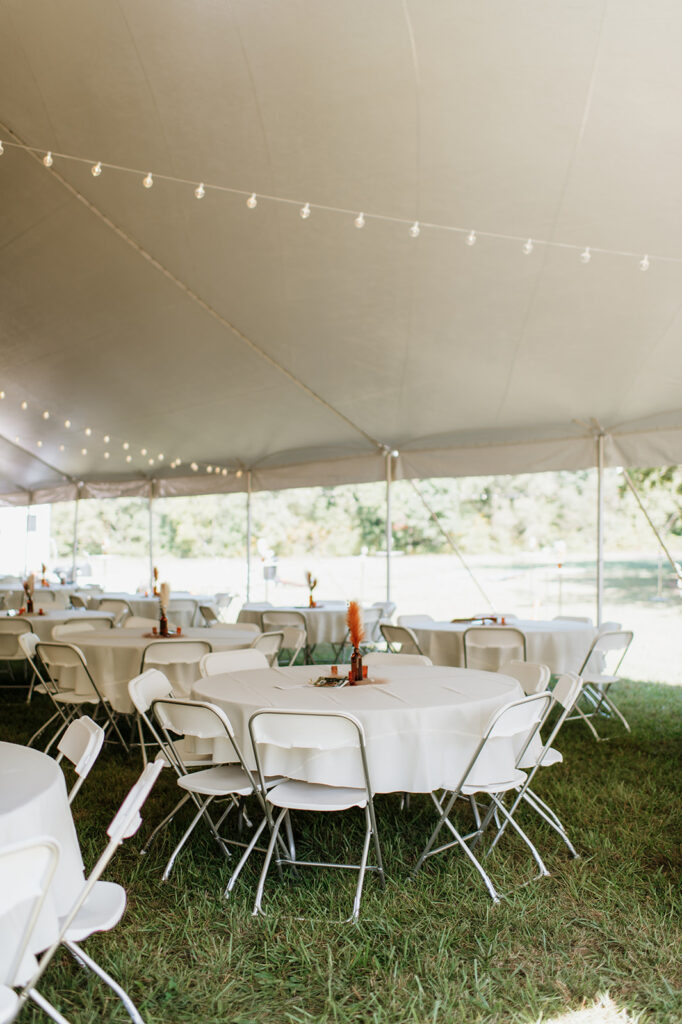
0, 609, 114, 641
0, 742, 84, 982
192, 663, 534, 794
86, 593, 215, 627
56, 627, 261, 713
401, 618, 596, 674
238, 604, 362, 646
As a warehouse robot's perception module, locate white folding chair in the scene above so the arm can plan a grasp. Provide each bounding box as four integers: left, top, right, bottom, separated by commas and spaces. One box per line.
0, 837, 62, 1024
463, 626, 527, 670
19, 633, 77, 747
250, 632, 284, 667
36, 642, 129, 753
140, 640, 211, 697
69, 594, 87, 609
51, 622, 96, 641
199, 605, 220, 626
214, 593, 234, 619
568, 630, 633, 739
22, 762, 163, 1024
363, 652, 433, 667
205, 622, 261, 636
485, 673, 584, 861
56, 716, 105, 803
332, 606, 382, 660
123, 616, 161, 630
499, 660, 551, 695
413, 692, 553, 902
372, 601, 396, 621
598, 620, 622, 634
199, 649, 268, 676
150, 698, 275, 894
261, 611, 308, 664
249, 709, 386, 922
168, 598, 198, 628
380, 624, 424, 656
0, 620, 32, 687
96, 599, 133, 626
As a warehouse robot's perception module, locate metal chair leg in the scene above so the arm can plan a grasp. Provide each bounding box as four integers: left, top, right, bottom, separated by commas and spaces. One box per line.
64, 940, 143, 1024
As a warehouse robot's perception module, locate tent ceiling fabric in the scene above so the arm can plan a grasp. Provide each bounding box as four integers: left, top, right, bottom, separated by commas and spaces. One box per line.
1, 0, 681, 504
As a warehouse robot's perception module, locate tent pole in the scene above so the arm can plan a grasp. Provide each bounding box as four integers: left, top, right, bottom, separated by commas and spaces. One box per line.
596, 433, 605, 627
24, 503, 31, 577
148, 486, 154, 593
246, 472, 252, 601
71, 494, 79, 584
385, 452, 393, 602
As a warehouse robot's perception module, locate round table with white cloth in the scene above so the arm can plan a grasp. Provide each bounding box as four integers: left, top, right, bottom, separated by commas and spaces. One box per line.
86, 593, 215, 627
0, 609, 114, 641
192, 664, 534, 794
0, 742, 84, 982
238, 604, 361, 646
55, 627, 260, 713
402, 619, 596, 674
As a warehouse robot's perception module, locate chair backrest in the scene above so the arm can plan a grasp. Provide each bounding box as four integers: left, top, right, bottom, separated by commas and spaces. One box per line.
578, 630, 633, 678
17, 632, 49, 687
56, 716, 105, 802
128, 668, 174, 714
69, 615, 113, 631
554, 615, 594, 625
261, 613, 305, 664
397, 614, 434, 628
69, 594, 87, 609
35, 641, 101, 699
249, 708, 373, 799
51, 622, 96, 640
141, 640, 211, 669
463, 626, 527, 669
208, 621, 260, 635
97, 598, 133, 624
372, 601, 396, 620
499, 660, 551, 695
598, 620, 622, 634
364, 652, 433, 666
124, 616, 160, 629
520, 672, 583, 771
461, 692, 553, 790
169, 598, 198, 625
359, 606, 383, 643
199, 648, 269, 676
214, 593, 233, 610
380, 624, 424, 656
250, 631, 284, 666
151, 698, 253, 787
0, 837, 60, 987
0, 618, 32, 658
199, 604, 219, 625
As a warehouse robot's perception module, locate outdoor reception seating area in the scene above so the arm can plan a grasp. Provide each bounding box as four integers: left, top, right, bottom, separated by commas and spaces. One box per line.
1, 1, 681, 1022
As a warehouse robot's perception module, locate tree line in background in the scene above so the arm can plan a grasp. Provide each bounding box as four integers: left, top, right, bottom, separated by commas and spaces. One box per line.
48, 467, 681, 562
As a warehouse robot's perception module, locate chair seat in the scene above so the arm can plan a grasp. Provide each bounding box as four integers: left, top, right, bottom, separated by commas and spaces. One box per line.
154, 738, 214, 768
267, 780, 368, 812
0, 985, 18, 1024
61, 880, 126, 941
583, 674, 618, 688
518, 746, 563, 770
177, 764, 254, 797
53, 691, 100, 705
461, 767, 527, 795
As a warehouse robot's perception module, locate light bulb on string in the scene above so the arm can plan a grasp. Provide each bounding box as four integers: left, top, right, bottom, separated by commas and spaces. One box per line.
143, 172, 153, 189
157, 454, 164, 461
58, 444, 65, 452
42, 410, 50, 420
236, 468, 243, 479
354, 212, 365, 229
104, 451, 110, 459
300, 203, 311, 219
81, 448, 87, 456
21, 401, 28, 411
36, 440, 43, 448
0, 142, 4, 155
103, 435, 110, 443
580, 247, 591, 264
141, 448, 147, 456
64, 420, 71, 428
175, 458, 182, 466
409, 221, 420, 238
126, 454, 132, 463
207, 465, 213, 473
466, 230, 477, 246
191, 462, 198, 471
91, 162, 102, 177
0, 391, 5, 399
43, 151, 53, 167
122, 442, 130, 450
84, 427, 92, 437
639, 254, 650, 272
194, 182, 205, 199
522, 238, 534, 255
246, 193, 258, 209
148, 458, 154, 465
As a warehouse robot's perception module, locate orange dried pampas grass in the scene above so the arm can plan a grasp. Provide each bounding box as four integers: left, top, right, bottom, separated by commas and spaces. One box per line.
346, 600, 365, 648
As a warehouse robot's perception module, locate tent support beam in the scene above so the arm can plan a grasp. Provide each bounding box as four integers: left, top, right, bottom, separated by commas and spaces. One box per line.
385, 452, 393, 602
596, 433, 605, 627
622, 470, 682, 582
148, 488, 154, 593
246, 472, 252, 602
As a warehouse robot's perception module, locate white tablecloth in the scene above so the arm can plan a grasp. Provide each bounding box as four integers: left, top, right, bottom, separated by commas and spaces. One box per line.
0, 609, 114, 641
192, 664, 532, 794
402, 619, 596, 674
0, 742, 84, 983
238, 605, 356, 645
86, 593, 215, 627
56, 627, 260, 712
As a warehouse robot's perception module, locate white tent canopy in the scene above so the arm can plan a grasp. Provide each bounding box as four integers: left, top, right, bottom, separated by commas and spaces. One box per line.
1, 0, 681, 505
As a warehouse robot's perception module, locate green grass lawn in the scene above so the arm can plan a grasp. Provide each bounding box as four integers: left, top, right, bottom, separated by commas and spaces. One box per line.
1, 680, 680, 1024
